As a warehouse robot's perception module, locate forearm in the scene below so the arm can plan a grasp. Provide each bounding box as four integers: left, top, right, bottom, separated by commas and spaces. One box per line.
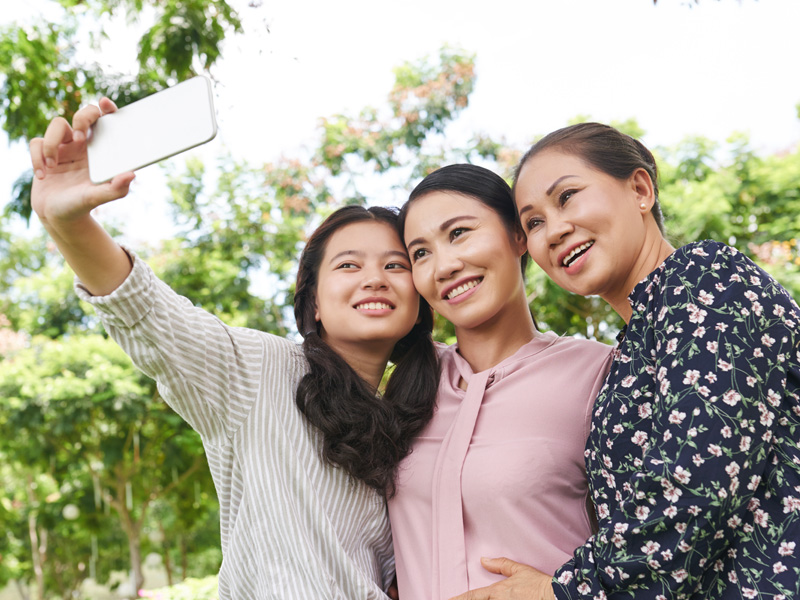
44, 214, 132, 296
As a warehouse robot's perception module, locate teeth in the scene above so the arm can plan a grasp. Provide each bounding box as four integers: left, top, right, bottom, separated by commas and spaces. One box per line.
562, 241, 594, 267
356, 302, 392, 310
447, 279, 480, 300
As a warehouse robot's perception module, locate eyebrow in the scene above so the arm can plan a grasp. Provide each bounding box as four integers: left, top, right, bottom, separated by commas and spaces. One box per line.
406, 215, 478, 250
518, 175, 578, 218
327, 249, 409, 264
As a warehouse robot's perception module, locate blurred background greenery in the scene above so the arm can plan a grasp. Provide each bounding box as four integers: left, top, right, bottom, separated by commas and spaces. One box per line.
1, 1, 798, 598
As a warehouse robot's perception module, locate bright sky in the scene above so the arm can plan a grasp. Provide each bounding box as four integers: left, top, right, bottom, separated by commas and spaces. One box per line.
2, 0, 799, 242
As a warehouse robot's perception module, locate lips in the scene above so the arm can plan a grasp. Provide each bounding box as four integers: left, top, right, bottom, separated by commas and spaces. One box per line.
443, 277, 483, 300
560, 241, 594, 267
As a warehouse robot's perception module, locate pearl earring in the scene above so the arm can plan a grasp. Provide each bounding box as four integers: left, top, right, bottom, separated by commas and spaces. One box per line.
640, 202, 647, 210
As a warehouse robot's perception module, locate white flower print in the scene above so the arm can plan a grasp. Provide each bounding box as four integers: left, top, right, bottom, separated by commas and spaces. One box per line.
641, 541, 660, 555
722, 390, 741, 406
673, 466, 691, 484
778, 541, 795, 556
698, 290, 714, 305
668, 410, 686, 425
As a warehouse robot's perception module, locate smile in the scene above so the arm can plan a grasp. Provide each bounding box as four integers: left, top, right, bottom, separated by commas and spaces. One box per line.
445, 277, 483, 300
562, 241, 594, 267
354, 302, 393, 310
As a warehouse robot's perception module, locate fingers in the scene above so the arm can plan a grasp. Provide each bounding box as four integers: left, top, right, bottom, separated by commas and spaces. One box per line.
32, 98, 118, 180
29, 137, 46, 179
39, 116, 73, 169
95, 172, 136, 204
70, 103, 103, 144
480, 556, 522, 576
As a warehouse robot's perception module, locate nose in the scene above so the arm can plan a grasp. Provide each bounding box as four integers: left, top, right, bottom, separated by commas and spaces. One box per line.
434, 247, 463, 282
361, 267, 389, 290
546, 213, 573, 247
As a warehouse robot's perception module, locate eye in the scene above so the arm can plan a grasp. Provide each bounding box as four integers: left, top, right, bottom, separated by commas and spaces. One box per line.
336, 262, 359, 270
385, 261, 410, 270
559, 189, 577, 205
449, 227, 469, 241
525, 217, 543, 232
411, 248, 429, 262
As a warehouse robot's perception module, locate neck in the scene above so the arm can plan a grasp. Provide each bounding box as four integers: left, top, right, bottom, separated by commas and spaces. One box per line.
454, 290, 537, 373
323, 338, 392, 389
606, 231, 675, 323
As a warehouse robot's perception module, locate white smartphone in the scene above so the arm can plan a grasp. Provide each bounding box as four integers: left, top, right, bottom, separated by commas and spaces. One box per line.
87, 76, 218, 184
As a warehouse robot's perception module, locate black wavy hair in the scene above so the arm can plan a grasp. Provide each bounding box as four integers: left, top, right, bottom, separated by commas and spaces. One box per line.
293, 205, 439, 497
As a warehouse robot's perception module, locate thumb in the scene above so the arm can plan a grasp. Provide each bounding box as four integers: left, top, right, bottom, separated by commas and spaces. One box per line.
480, 556, 522, 577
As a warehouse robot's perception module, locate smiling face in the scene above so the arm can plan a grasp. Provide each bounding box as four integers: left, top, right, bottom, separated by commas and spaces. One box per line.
403, 191, 527, 334
314, 221, 420, 358
514, 149, 655, 309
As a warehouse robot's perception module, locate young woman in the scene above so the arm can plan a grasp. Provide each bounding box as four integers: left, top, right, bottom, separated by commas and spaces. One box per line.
387, 164, 613, 600
28, 98, 438, 599
467, 122, 800, 600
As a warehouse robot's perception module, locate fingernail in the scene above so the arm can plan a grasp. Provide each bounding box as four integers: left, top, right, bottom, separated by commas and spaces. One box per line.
35, 169, 45, 180
45, 158, 55, 168
73, 130, 85, 142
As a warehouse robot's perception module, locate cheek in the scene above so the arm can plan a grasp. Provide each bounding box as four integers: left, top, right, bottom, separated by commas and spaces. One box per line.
411, 267, 432, 298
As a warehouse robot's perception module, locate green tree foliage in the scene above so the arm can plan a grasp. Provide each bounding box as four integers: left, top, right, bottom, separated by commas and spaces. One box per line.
0, 1, 798, 597
0, 0, 242, 223
0, 335, 212, 594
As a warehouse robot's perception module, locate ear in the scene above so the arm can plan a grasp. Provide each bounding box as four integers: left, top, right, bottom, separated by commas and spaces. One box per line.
313, 296, 320, 322
630, 168, 655, 212
512, 228, 528, 257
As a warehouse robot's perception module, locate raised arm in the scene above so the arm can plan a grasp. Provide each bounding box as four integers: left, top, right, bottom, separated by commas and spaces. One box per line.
29, 98, 135, 295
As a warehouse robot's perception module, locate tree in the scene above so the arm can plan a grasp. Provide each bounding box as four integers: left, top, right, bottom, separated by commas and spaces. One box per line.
0, 335, 211, 595
0, 0, 243, 223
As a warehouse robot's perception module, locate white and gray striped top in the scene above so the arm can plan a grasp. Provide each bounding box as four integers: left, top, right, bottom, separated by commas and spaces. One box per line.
76, 251, 395, 599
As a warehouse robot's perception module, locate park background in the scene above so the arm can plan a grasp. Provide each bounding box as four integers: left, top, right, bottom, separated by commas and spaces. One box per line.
1, 0, 799, 598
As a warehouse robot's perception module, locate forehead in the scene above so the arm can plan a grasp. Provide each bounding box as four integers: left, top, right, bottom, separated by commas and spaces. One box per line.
405, 191, 498, 229
518, 150, 588, 183
323, 220, 403, 255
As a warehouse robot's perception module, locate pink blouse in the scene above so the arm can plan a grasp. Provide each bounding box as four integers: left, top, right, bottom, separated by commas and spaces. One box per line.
388, 332, 612, 600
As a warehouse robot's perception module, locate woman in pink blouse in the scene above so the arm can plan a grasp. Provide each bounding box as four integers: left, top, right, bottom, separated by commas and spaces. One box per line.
388, 164, 613, 600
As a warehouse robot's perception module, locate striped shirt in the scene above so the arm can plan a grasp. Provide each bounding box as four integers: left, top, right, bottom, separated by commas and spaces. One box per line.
76, 251, 395, 599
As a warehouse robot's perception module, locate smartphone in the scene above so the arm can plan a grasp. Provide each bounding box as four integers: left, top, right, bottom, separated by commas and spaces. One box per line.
87, 76, 218, 184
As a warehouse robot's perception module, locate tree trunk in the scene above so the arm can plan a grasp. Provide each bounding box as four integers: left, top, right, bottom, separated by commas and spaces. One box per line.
181, 535, 188, 581
128, 532, 144, 594
25, 476, 45, 600
13, 580, 31, 600
159, 520, 174, 586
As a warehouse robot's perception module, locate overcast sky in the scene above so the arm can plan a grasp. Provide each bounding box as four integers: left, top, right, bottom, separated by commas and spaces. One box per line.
2, 0, 799, 241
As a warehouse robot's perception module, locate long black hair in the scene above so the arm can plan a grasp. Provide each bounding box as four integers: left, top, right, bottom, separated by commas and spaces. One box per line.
293, 205, 439, 497
512, 122, 666, 234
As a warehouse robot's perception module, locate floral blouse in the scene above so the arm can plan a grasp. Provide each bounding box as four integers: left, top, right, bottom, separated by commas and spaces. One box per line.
553, 241, 800, 599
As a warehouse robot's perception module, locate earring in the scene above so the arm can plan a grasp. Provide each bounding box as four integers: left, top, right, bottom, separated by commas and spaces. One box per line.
639, 202, 647, 210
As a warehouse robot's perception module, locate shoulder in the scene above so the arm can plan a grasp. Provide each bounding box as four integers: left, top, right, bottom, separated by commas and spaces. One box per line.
550, 334, 613, 361
435, 340, 454, 359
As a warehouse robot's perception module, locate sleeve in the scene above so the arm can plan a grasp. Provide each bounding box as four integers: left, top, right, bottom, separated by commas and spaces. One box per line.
76, 247, 294, 445
553, 243, 800, 599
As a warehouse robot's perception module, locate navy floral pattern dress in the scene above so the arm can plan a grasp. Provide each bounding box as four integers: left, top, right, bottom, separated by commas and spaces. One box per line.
553, 241, 800, 599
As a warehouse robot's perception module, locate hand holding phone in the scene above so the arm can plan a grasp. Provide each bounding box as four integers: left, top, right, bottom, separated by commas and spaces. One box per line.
87, 76, 218, 184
